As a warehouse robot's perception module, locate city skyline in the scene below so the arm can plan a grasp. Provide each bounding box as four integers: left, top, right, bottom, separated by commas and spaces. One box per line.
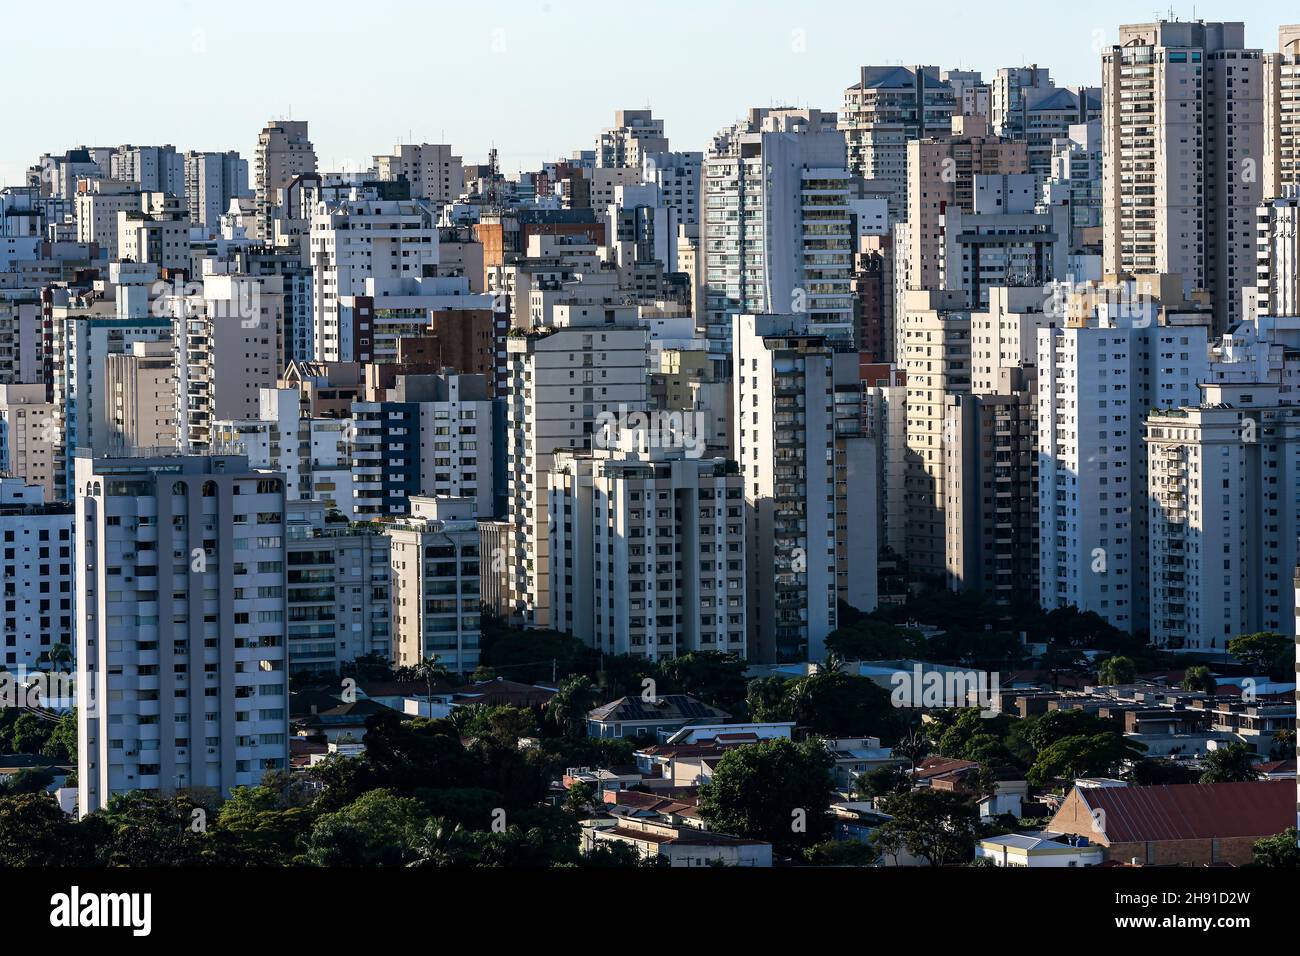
5, 0, 1292, 187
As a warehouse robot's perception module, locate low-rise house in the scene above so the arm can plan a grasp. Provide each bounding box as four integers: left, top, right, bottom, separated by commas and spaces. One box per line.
586, 695, 731, 739
977, 831, 1104, 867
292, 698, 397, 742
823, 736, 901, 789
1047, 780, 1295, 866
562, 766, 644, 794
914, 756, 1028, 819
601, 790, 703, 828
580, 817, 772, 867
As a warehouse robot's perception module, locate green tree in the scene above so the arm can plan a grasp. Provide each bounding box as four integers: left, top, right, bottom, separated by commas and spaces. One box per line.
1028, 733, 1147, 787
93, 792, 212, 866
873, 789, 980, 866
854, 764, 909, 799
786, 672, 902, 742
1228, 632, 1291, 681
1096, 655, 1137, 686
0, 794, 93, 866
825, 618, 922, 662
564, 781, 597, 816
547, 675, 599, 738
210, 785, 315, 864
656, 651, 748, 712
1, 767, 54, 795
803, 839, 878, 866
42, 709, 77, 763
1199, 742, 1259, 784
1181, 665, 1216, 693
892, 727, 930, 772
699, 739, 835, 855
1253, 827, 1300, 867
745, 676, 794, 723
303, 789, 427, 866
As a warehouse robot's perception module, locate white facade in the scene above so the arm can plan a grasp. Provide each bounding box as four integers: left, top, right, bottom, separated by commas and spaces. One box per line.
549, 446, 747, 660
1147, 383, 1300, 651
310, 197, 440, 362
1037, 290, 1211, 634
505, 318, 648, 628
705, 113, 855, 352
0, 478, 74, 672
733, 314, 839, 663
75, 454, 290, 815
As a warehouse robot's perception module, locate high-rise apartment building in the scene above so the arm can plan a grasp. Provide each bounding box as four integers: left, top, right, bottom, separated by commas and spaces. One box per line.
1263, 25, 1300, 199
840, 66, 956, 217
504, 316, 648, 628
104, 340, 177, 454
1102, 20, 1264, 333
374, 143, 465, 208
185, 151, 249, 232
1255, 188, 1300, 319
733, 314, 842, 663
255, 120, 317, 242
1037, 276, 1212, 634
548, 443, 747, 660
0, 384, 58, 500
285, 500, 391, 675
905, 123, 1029, 292
900, 289, 971, 577
310, 197, 440, 362
1147, 382, 1300, 651
0, 477, 74, 672
597, 110, 670, 169
75, 453, 290, 815
170, 274, 284, 453
704, 109, 854, 354
386, 496, 482, 675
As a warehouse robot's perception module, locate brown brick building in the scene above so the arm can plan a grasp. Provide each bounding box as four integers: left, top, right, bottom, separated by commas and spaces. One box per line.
1049, 780, 1294, 866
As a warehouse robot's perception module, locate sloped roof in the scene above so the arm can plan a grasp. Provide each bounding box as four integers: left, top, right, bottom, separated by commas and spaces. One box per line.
1027, 88, 1081, 112
1078, 780, 1294, 843
588, 695, 731, 724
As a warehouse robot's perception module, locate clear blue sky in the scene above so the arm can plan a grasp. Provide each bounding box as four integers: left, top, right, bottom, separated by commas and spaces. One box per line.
4, 0, 1291, 187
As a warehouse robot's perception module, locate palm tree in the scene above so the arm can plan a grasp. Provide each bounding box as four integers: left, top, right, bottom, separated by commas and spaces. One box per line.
820, 651, 845, 676
44, 642, 72, 674
893, 727, 930, 773
413, 656, 452, 713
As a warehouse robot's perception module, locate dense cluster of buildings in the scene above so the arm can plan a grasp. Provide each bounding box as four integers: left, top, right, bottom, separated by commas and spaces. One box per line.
1, 18, 1298, 839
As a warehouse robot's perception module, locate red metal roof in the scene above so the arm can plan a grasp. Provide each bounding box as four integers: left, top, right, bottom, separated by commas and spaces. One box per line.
1080, 780, 1295, 844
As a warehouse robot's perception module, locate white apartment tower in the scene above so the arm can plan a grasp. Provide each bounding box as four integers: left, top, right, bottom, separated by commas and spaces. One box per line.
185, 151, 249, 232
549, 444, 747, 661
309, 197, 439, 362
374, 144, 465, 208
504, 316, 648, 628
1263, 26, 1300, 199
1036, 279, 1211, 633
705, 110, 855, 354
840, 66, 956, 217
732, 314, 839, 664
1255, 188, 1300, 319
1147, 383, 1300, 652
0, 478, 74, 672
75, 453, 290, 815
597, 110, 670, 169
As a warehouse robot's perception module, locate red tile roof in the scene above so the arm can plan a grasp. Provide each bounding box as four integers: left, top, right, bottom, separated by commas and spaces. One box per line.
1079, 780, 1295, 843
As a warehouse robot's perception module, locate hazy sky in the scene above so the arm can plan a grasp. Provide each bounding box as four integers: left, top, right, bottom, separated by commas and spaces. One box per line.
4, 0, 1291, 188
